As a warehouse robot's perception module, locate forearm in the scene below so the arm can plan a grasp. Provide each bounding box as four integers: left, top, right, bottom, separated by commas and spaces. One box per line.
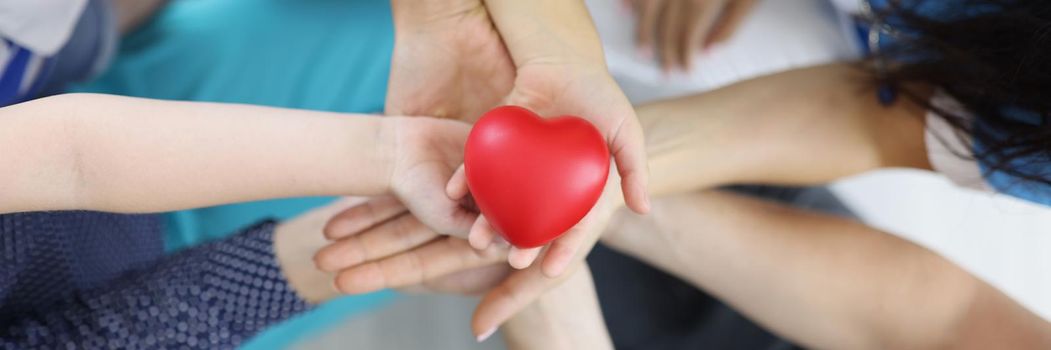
604, 191, 1051, 348
640, 63, 931, 196
0, 93, 394, 214
483, 0, 606, 66
502, 266, 613, 350
0, 221, 310, 348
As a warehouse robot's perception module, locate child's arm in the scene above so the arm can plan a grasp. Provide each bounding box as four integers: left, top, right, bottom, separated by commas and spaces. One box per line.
0, 93, 461, 220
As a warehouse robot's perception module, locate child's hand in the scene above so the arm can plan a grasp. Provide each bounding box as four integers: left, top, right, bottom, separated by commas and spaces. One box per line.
630, 0, 758, 71
316, 174, 625, 338
383, 117, 478, 237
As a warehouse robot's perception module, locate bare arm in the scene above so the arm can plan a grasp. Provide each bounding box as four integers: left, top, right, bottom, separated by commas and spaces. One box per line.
640, 63, 931, 196
603, 191, 1051, 349
482, 0, 606, 67
502, 266, 613, 350
600, 64, 1051, 347
0, 93, 396, 214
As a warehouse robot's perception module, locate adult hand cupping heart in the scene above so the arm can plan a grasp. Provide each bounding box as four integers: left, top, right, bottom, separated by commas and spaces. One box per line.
385, 0, 649, 270
386, 0, 514, 121
329, 0, 650, 341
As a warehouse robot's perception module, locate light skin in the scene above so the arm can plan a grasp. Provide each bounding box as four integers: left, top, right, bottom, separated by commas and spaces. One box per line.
362, 0, 650, 339
269, 197, 615, 350
384, 0, 650, 272
604, 191, 1051, 349
630, 0, 759, 71
0, 92, 606, 346
0, 93, 473, 237
316, 63, 1051, 343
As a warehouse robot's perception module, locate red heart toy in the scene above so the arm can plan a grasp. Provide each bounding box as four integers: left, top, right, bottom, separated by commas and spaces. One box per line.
465, 106, 610, 248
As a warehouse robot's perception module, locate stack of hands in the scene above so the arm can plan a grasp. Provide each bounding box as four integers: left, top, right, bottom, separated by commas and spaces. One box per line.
312, 0, 650, 342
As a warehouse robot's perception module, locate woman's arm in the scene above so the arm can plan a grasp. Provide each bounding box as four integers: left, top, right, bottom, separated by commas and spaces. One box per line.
501, 266, 613, 350
640, 63, 932, 196
481, 0, 606, 67
603, 191, 1051, 349
0, 93, 396, 214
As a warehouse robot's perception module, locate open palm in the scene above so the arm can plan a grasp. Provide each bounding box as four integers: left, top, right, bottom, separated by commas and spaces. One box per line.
386, 1, 514, 121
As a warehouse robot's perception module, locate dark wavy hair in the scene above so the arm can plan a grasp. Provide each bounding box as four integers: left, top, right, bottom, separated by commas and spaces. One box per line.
867, 0, 1051, 186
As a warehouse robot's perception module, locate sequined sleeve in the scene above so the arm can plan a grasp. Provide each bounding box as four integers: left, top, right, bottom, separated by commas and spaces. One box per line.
0, 221, 311, 349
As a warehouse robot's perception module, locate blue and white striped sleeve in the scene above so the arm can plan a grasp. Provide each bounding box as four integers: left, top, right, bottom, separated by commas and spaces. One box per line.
0, 0, 116, 106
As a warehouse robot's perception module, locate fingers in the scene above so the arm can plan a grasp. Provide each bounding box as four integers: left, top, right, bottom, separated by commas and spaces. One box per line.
315, 214, 439, 272
681, 0, 726, 71
611, 118, 651, 214
635, 0, 663, 58
323, 196, 407, 240
333, 237, 507, 294
508, 247, 542, 270
705, 0, 757, 47
468, 215, 499, 250
471, 266, 571, 340
446, 164, 470, 200
416, 263, 512, 296
539, 225, 588, 278
658, 0, 686, 72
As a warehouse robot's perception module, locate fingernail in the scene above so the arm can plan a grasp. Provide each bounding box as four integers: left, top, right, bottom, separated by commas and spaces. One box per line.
476, 327, 497, 342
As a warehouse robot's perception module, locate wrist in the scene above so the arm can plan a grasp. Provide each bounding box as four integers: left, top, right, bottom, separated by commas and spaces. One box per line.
274, 202, 354, 303
390, 0, 483, 28
636, 101, 739, 196
484, 0, 606, 68
377, 117, 406, 195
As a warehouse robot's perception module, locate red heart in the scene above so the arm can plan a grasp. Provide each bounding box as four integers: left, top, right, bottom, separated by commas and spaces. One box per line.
465, 106, 610, 248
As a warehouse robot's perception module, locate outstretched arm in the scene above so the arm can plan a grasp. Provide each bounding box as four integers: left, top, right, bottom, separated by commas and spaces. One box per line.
603, 190, 1051, 349
640, 63, 931, 196
0, 93, 397, 214
315, 62, 941, 336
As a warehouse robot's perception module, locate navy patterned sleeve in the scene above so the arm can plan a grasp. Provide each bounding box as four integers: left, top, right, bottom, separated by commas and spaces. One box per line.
0, 221, 311, 349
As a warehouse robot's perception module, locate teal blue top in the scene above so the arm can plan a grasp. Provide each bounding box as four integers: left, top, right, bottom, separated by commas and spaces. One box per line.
76, 0, 398, 348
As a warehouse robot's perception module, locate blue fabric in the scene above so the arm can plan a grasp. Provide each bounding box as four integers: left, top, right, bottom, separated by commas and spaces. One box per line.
75, 0, 398, 348
0, 0, 114, 106
0, 212, 163, 326
1, 220, 311, 349
0, 43, 34, 105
